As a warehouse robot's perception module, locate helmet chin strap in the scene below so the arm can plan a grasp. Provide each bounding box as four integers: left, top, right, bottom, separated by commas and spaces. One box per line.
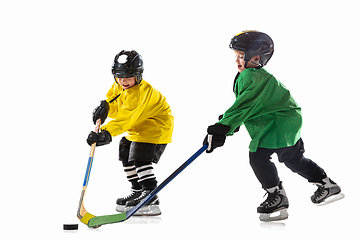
244, 60, 261, 69
244, 60, 249, 69
251, 60, 259, 65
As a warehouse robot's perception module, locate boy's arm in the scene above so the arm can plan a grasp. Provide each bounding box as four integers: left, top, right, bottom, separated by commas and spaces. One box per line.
218, 75, 264, 133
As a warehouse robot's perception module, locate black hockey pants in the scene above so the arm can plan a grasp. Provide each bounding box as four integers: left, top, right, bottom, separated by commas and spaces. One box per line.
119, 137, 167, 191
249, 138, 325, 189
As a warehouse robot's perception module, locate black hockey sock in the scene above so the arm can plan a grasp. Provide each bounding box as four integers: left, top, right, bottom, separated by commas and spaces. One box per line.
123, 164, 141, 190
130, 179, 142, 191
135, 161, 157, 190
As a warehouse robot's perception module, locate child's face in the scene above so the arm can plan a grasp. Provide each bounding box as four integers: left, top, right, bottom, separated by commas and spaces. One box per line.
116, 76, 137, 90
234, 50, 260, 73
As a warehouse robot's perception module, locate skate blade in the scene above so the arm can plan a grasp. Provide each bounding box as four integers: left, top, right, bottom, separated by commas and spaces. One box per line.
125, 205, 162, 216
316, 193, 345, 206
259, 209, 288, 222
115, 205, 126, 213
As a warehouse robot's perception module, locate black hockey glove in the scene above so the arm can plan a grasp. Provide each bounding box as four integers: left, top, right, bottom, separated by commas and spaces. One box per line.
87, 130, 112, 146
203, 123, 231, 153
92, 100, 109, 125
218, 114, 240, 133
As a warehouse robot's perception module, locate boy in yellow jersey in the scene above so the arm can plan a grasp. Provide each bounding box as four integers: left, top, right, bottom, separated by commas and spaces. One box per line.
87, 50, 174, 216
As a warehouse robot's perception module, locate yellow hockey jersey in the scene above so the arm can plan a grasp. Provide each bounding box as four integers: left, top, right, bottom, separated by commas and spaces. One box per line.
101, 80, 174, 144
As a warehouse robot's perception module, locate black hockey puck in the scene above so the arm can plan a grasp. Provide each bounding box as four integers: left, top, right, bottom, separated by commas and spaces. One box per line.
63, 224, 78, 230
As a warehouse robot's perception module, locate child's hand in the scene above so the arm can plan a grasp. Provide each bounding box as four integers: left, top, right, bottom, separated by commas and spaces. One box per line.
87, 130, 112, 146
203, 124, 230, 153
92, 100, 109, 125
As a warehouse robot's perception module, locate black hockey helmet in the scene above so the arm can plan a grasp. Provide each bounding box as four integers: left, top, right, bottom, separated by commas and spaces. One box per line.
229, 31, 274, 66
112, 50, 144, 84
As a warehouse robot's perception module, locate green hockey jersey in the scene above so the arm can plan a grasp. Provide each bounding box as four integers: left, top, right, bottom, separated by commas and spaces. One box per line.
218, 68, 302, 152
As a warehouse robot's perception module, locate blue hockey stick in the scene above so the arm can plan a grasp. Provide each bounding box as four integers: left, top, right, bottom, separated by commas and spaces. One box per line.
87, 145, 208, 228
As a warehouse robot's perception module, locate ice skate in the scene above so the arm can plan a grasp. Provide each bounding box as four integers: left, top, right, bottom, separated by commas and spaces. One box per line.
311, 177, 345, 206
115, 189, 142, 212
125, 189, 161, 216
258, 182, 289, 222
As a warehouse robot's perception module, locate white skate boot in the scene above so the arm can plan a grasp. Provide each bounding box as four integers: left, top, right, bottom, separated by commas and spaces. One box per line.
311, 177, 345, 206
258, 182, 289, 222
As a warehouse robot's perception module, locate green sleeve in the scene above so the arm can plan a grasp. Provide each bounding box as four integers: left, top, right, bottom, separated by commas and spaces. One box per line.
218, 70, 265, 134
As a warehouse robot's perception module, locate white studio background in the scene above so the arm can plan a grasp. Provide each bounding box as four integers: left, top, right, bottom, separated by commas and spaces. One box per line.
0, 0, 358, 239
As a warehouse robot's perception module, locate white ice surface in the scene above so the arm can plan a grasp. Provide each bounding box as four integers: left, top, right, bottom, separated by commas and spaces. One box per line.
1, 0, 358, 239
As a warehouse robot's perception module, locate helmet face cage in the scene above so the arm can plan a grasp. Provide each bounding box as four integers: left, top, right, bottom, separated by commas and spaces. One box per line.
112, 50, 144, 84
229, 31, 274, 66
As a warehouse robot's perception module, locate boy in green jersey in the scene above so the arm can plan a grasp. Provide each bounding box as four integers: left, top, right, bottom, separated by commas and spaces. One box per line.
203, 31, 344, 221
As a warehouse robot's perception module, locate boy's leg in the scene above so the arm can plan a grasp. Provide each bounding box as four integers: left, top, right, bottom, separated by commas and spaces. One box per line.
276, 138, 344, 205
249, 148, 279, 189
116, 137, 142, 212
249, 148, 289, 221
119, 137, 142, 190
128, 142, 167, 190
125, 142, 167, 216
276, 138, 325, 183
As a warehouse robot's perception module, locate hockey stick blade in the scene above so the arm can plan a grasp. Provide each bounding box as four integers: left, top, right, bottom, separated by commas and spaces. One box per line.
87, 145, 208, 228
77, 119, 101, 226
